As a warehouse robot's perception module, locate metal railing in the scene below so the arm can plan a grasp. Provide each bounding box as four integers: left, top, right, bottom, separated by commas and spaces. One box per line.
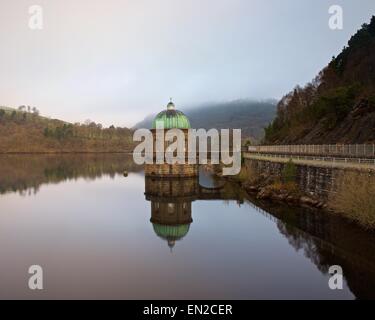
244, 153, 375, 166
247, 144, 375, 159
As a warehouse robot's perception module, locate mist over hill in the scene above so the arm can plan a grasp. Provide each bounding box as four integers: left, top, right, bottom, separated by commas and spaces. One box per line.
133, 99, 277, 141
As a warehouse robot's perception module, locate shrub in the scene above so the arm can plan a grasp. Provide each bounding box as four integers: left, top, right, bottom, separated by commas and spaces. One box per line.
236, 165, 258, 183
267, 180, 300, 197
282, 159, 297, 183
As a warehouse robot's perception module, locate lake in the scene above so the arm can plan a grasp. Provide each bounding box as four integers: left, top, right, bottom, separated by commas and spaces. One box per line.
0, 154, 374, 299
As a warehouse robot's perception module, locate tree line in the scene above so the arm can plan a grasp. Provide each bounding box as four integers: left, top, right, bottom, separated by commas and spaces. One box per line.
0, 106, 134, 152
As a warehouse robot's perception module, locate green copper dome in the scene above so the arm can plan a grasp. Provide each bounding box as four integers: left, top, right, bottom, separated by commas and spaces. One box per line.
152, 223, 190, 241
152, 101, 191, 129
153, 223, 191, 250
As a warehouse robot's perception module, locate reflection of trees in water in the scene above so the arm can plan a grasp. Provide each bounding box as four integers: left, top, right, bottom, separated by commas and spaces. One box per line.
0, 154, 141, 195
220, 182, 248, 202
277, 221, 330, 274
247, 199, 375, 299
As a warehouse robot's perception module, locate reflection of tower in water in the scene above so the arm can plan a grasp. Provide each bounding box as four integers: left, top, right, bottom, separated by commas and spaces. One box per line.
144, 100, 197, 251
144, 100, 242, 250
145, 176, 198, 251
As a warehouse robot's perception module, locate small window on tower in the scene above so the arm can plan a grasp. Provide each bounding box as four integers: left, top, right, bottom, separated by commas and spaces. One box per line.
168, 203, 175, 213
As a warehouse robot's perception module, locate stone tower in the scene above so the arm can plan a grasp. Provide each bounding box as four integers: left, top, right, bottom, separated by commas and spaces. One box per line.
145, 100, 198, 177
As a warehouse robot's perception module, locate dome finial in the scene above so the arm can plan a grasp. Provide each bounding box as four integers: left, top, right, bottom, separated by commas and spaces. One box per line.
167, 99, 175, 110
167, 239, 175, 253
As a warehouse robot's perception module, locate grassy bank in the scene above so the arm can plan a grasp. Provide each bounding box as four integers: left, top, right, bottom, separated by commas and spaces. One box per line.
329, 171, 375, 229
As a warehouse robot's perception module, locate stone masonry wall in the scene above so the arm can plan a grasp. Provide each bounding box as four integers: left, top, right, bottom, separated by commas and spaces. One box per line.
244, 159, 344, 199
145, 163, 198, 177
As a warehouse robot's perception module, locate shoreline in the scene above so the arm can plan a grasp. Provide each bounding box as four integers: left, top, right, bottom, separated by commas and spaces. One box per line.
223, 174, 328, 209
209, 163, 375, 231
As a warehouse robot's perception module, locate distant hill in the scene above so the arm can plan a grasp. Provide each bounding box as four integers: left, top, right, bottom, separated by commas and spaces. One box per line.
265, 16, 375, 144
134, 99, 277, 141
0, 106, 134, 153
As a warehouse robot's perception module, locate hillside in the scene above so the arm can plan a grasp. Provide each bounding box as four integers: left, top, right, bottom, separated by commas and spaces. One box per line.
0, 107, 134, 153
134, 99, 277, 141
265, 16, 375, 144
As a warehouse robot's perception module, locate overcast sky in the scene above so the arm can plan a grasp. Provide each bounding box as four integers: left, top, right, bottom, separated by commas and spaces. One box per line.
0, 0, 374, 127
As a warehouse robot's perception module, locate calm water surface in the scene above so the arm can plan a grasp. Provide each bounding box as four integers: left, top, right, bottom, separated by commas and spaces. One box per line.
0, 154, 374, 299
